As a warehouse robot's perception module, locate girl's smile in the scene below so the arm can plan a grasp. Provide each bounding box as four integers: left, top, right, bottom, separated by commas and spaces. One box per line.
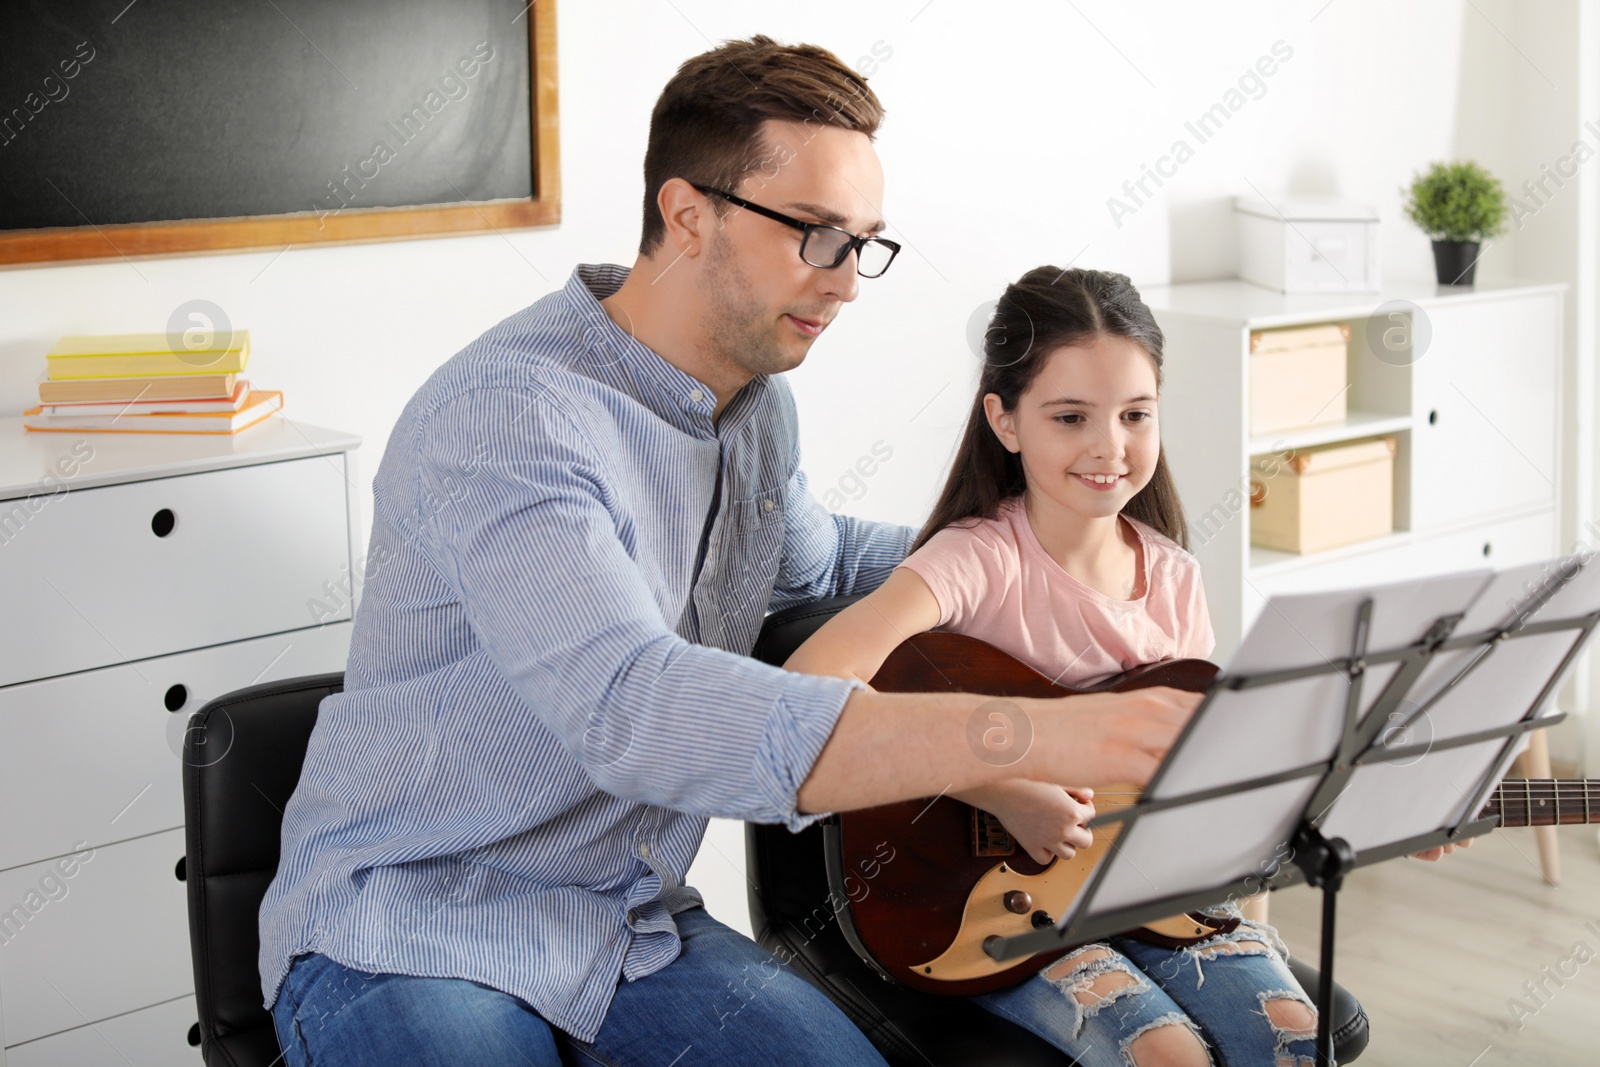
1073, 472, 1128, 491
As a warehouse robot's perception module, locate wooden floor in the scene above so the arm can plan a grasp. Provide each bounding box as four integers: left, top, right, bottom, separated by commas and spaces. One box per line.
1269, 824, 1600, 1066
689, 818, 1600, 1063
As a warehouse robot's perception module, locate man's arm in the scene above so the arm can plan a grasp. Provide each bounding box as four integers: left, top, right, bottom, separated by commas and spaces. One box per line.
796, 685, 1200, 814
767, 461, 918, 613
782, 569, 1201, 813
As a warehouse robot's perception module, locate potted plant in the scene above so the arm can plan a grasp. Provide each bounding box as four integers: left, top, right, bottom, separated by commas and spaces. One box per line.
1402, 161, 1508, 286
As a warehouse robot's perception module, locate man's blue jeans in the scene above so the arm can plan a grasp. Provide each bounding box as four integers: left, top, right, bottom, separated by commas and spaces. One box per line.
270, 905, 887, 1066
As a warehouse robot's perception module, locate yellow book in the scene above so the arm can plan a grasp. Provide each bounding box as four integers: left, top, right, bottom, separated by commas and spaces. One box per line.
46, 330, 251, 379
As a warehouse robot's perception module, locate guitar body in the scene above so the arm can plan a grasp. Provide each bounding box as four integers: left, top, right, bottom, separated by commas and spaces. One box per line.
825, 632, 1222, 996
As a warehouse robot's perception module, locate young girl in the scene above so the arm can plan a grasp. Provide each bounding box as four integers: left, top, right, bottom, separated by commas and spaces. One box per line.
783, 267, 1319, 1067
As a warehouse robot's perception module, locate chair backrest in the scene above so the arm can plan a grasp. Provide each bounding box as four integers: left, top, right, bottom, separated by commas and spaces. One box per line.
745, 597, 864, 949
182, 672, 344, 1067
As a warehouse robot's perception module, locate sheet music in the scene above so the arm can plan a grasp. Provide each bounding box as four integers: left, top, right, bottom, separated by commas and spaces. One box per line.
1406, 556, 1600, 717
1317, 554, 1599, 845
1318, 738, 1521, 850
1149, 569, 1492, 800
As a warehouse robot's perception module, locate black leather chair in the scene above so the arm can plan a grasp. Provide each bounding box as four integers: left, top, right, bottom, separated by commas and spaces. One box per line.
746, 595, 1370, 1066
182, 603, 1368, 1067
183, 671, 345, 1067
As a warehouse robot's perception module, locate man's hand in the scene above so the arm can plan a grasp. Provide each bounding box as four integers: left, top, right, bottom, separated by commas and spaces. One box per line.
1024, 686, 1203, 788
1410, 837, 1475, 861
954, 782, 1096, 864
799, 684, 1200, 816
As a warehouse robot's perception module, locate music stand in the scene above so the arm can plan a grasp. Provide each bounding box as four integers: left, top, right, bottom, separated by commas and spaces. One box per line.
985, 551, 1600, 1065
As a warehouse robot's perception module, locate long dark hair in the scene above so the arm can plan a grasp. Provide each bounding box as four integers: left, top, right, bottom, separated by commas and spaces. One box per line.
911, 266, 1191, 553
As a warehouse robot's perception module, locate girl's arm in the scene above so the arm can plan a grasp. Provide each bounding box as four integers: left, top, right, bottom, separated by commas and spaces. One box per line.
782, 566, 942, 685
785, 566, 1100, 861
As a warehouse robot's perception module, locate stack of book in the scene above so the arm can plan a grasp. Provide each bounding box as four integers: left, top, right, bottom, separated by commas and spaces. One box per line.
23, 331, 284, 435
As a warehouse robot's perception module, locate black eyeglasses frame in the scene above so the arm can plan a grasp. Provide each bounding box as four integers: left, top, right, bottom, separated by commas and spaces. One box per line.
690, 183, 901, 278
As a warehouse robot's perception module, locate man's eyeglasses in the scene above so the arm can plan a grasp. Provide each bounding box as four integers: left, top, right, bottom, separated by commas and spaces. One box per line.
691, 183, 901, 278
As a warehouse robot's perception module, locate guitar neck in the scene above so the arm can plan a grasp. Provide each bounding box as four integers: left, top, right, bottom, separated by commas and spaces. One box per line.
1483, 779, 1600, 828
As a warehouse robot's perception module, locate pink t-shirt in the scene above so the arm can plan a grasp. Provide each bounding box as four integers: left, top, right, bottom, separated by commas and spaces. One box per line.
897, 496, 1216, 687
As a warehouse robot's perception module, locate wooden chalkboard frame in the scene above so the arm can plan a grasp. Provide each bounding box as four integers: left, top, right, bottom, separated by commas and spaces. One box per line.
0, 0, 559, 266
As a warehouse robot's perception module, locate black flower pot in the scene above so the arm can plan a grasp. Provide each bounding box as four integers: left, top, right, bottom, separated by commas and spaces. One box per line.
1432, 239, 1481, 286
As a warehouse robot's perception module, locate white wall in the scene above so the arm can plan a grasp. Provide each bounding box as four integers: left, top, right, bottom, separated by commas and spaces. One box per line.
1, 0, 1585, 934
1446, 1, 1600, 772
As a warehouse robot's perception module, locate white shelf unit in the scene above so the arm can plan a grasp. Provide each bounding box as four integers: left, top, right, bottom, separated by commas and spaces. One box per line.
0, 417, 362, 1066
1144, 279, 1566, 662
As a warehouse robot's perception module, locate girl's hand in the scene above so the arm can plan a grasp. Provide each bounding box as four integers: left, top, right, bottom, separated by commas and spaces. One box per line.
957, 781, 1096, 865
1409, 837, 1474, 861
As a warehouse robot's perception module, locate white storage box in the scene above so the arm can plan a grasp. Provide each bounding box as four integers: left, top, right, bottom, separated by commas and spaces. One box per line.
1235, 195, 1380, 293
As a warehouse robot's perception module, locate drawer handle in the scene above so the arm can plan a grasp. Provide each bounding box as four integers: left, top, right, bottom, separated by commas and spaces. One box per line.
175, 856, 186, 882
1428, 409, 1438, 426
188, 1022, 202, 1047
1483, 541, 1492, 557
164, 684, 188, 712
151, 508, 176, 538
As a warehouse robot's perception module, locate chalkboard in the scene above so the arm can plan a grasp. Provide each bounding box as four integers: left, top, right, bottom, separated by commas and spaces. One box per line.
0, 0, 558, 264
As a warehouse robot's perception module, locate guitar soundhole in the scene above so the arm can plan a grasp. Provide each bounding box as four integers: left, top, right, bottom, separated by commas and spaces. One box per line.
973, 809, 1016, 856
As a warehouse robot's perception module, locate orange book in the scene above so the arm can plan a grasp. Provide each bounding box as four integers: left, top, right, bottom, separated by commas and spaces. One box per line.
41, 379, 251, 416
37, 370, 239, 404
23, 390, 283, 435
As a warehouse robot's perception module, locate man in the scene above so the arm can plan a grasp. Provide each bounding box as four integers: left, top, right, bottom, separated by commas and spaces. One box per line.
259, 35, 1197, 1066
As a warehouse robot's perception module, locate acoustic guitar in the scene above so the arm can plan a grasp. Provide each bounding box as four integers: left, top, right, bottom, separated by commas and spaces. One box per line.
824, 631, 1598, 996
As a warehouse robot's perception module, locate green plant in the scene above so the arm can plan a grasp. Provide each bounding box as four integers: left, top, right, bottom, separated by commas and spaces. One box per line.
1402, 161, 1508, 242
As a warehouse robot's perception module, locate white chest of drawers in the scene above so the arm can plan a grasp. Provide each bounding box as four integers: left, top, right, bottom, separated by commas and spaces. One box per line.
0, 417, 361, 1065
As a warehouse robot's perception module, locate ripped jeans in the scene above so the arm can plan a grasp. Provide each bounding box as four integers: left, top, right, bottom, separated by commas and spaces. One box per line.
971, 910, 1319, 1066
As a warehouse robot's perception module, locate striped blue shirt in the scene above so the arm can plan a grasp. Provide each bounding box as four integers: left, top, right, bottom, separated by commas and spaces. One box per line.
258, 263, 918, 1042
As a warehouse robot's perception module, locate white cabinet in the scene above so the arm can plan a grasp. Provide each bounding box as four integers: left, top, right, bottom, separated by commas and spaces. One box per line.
1145, 280, 1564, 660
1411, 291, 1561, 530
1241, 509, 1558, 633
0, 417, 361, 1064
